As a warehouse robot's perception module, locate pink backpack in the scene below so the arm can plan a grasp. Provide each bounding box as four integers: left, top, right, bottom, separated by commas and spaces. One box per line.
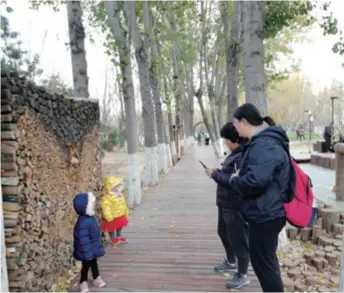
284, 158, 315, 228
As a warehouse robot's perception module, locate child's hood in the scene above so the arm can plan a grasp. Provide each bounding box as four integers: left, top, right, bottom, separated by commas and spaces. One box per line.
104, 176, 124, 193
73, 192, 95, 216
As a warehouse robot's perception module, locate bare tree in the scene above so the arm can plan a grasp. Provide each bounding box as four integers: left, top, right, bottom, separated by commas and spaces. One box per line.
195, 1, 221, 158
146, 2, 168, 174
67, 0, 89, 97
125, 1, 158, 187
104, 0, 141, 207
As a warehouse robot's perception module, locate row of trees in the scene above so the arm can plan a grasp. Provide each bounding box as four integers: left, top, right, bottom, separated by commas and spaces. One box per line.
3, 1, 342, 207
268, 75, 344, 131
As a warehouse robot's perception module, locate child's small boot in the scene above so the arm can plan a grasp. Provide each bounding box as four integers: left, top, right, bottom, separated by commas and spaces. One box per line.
112, 237, 120, 246
119, 236, 128, 244
93, 276, 106, 288
80, 282, 89, 292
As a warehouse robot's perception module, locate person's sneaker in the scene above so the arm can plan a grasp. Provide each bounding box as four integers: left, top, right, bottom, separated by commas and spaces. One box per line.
226, 273, 250, 289
112, 237, 120, 246
93, 276, 106, 288
119, 236, 128, 244
79, 281, 89, 292
214, 259, 237, 273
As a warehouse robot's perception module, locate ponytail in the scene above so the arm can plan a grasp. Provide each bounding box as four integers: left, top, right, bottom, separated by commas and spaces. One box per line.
263, 116, 276, 126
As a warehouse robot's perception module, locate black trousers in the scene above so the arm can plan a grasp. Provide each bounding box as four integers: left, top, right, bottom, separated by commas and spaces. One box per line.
217, 207, 249, 275
249, 217, 286, 292
80, 259, 99, 283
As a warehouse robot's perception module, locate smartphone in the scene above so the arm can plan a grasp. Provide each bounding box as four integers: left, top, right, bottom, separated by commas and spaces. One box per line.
199, 160, 207, 169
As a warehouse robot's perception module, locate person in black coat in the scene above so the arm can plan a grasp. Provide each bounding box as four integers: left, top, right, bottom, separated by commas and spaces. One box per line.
205, 122, 250, 290
225, 103, 291, 292
324, 123, 333, 152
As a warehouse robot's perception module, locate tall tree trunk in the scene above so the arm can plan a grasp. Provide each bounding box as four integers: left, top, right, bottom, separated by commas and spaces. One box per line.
66, 0, 89, 97
221, 1, 241, 121
242, 1, 267, 115
171, 45, 182, 159
205, 30, 223, 156
184, 66, 195, 146
158, 41, 174, 166
146, 2, 168, 174
197, 2, 220, 158
125, 1, 158, 187
216, 74, 227, 129
104, 1, 141, 207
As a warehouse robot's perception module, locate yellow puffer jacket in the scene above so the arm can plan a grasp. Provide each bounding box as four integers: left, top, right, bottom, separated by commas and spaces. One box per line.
101, 176, 129, 222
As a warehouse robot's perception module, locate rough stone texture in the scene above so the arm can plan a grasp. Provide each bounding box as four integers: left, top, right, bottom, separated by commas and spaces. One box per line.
335, 143, 344, 201
310, 152, 336, 170
1, 70, 102, 292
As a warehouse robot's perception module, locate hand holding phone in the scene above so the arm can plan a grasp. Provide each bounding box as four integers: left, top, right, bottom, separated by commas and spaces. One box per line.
199, 160, 207, 169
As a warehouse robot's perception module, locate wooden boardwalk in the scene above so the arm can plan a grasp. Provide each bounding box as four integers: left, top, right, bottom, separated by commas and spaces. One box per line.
70, 146, 261, 292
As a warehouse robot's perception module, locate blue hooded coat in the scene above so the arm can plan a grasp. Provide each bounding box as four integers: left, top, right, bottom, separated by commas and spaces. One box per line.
73, 192, 105, 261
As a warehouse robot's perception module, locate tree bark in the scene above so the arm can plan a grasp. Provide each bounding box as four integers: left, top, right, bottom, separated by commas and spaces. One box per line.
158, 41, 174, 166
221, 1, 242, 121
125, 1, 158, 187
104, 1, 141, 207
184, 66, 195, 145
66, 0, 89, 98
205, 37, 223, 156
242, 1, 267, 115
146, 2, 168, 175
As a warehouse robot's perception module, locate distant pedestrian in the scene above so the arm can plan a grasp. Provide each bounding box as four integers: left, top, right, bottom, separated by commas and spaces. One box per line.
324, 123, 333, 151
197, 132, 202, 146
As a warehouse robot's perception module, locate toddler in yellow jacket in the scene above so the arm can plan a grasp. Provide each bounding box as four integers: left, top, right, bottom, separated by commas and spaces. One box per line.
101, 176, 129, 246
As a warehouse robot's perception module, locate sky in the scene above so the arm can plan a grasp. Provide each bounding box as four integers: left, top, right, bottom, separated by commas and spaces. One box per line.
3, 0, 344, 101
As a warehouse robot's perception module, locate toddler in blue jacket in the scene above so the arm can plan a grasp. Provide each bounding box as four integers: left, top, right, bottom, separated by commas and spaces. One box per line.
73, 192, 106, 292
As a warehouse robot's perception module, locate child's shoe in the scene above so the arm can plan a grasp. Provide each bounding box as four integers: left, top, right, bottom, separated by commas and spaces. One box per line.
112, 237, 120, 246
80, 281, 89, 292
93, 276, 106, 288
119, 236, 128, 244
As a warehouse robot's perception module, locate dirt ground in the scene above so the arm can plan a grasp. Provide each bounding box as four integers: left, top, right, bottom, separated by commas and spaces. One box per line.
101, 149, 145, 179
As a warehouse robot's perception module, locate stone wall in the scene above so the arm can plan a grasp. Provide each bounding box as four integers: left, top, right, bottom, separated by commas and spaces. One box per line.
1, 70, 102, 291
335, 143, 344, 201
310, 152, 336, 170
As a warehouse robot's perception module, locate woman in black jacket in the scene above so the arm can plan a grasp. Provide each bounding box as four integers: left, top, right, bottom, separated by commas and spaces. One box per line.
212, 103, 291, 292
206, 122, 249, 289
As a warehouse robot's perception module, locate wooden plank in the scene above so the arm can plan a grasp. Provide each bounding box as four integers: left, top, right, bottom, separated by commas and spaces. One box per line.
1, 123, 17, 131
1, 131, 16, 140
1, 177, 19, 186
1, 162, 18, 172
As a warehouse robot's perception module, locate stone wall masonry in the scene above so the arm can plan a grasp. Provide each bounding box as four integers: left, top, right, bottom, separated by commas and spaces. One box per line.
310, 152, 336, 170
1, 70, 102, 291
335, 143, 344, 201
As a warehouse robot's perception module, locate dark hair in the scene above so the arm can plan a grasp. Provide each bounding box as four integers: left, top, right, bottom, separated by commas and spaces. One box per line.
220, 122, 244, 143
233, 103, 276, 126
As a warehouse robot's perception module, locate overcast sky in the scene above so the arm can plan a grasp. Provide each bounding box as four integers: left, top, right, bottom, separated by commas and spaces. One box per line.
4, 0, 344, 101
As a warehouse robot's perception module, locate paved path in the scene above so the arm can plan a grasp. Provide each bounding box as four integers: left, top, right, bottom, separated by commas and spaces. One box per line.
70, 146, 260, 292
